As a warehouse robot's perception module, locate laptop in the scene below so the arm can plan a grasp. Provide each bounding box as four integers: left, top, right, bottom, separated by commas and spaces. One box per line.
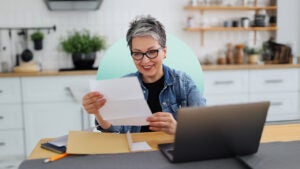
158, 101, 270, 163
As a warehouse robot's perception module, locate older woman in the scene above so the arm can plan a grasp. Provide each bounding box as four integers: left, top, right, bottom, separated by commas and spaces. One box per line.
82, 15, 206, 135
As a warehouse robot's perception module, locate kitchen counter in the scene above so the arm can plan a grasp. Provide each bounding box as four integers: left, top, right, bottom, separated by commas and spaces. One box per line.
202, 63, 300, 71
1, 64, 300, 77
0, 70, 98, 77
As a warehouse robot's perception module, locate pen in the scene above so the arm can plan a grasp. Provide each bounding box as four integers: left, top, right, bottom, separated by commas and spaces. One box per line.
44, 153, 68, 163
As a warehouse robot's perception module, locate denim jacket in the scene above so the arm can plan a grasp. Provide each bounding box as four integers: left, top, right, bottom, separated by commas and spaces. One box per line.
97, 65, 206, 133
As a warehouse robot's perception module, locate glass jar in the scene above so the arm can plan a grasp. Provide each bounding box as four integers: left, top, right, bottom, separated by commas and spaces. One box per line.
235, 44, 244, 64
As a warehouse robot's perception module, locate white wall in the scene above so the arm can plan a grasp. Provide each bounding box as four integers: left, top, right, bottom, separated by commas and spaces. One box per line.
277, 0, 300, 57
0, 0, 295, 71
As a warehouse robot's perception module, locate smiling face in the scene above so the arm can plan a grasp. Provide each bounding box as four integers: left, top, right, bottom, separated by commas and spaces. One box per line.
131, 36, 167, 83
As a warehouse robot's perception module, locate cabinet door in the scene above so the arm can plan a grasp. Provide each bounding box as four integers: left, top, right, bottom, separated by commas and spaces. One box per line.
22, 75, 94, 103
205, 93, 248, 106
249, 69, 298, 93
0, 78, 21, 104
249, 92, 299, 121
23, 102, 83, 155
0, 159, 23, 169
204, 70, 248, 94
0, 104, 23, 129
0, 130, 24, 157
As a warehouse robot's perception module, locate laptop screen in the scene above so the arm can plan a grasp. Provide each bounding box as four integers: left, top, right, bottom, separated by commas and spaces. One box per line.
160, 101, 270, 163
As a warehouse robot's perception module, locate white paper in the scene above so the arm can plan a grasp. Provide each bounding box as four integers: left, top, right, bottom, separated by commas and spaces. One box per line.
48, 127, 101, 147
126, 131, 152, 152
131, 142, 152, 152
89, 77, 152, 126
48, 134, 68, 147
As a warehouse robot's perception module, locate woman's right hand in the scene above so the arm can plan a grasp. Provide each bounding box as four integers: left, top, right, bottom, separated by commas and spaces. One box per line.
82, 91, 107, 114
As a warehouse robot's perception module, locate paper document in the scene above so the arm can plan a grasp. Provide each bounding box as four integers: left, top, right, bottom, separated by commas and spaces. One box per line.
89, 77, 152, 126
126, 131, 152, 152
48, 135, 68, 147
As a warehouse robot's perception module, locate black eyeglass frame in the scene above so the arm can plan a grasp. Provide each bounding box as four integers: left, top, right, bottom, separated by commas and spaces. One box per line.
130, 47, 163, 61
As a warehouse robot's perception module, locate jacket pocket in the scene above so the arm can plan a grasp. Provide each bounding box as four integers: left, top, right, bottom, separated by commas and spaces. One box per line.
170, 103, 179, 119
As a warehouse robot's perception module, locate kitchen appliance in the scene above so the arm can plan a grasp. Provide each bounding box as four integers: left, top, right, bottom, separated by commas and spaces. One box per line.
254, 14, 266, 27
44, 0, 103, 11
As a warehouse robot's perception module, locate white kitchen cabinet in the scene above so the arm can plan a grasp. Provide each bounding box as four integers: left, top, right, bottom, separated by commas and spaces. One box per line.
23, 102, 83, 155
21, 75, 94, 155
205, 94, 248, 106
0, 158, 23, 169
0, 105, 23, 130
0, 78, 25, 161
0, 78, 21, 104
249, 69, 299, 121
22, 76, 93, 103
0, 130, 24, 157
249, 92, 299, 121
249, 69, 298, 93
204, 68, 300, 122
203, 70, 248, 106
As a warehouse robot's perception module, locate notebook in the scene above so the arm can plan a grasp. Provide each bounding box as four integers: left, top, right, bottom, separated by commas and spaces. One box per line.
159, 101, 270, 163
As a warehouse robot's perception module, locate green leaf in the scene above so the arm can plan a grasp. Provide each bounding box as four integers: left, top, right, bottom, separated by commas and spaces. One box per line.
60, 30, 106, 54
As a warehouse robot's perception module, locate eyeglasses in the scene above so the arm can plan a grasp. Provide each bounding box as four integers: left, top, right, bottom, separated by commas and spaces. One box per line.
131, 47, 162, 61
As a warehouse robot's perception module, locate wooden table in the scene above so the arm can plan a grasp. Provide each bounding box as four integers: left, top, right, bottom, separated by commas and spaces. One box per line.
28, 123, 300, 160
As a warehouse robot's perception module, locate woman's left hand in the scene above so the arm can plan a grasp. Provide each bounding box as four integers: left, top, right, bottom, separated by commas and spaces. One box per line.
147, 112, 177, 135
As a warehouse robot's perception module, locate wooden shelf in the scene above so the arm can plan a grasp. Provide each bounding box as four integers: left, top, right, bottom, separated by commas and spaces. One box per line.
184, 5, 277, 11
183, 0, 277, 46
184, 26, 277, 31
185, 26, 277, 46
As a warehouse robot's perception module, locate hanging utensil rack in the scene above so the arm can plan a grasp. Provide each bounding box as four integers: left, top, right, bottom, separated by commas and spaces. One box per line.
0, 25, 56, 32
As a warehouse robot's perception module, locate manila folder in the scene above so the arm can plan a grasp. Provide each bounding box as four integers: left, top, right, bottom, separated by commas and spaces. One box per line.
67, 131, 130, 154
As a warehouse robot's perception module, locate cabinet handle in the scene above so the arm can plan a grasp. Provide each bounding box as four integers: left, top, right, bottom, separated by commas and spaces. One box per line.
65, 87, 75, 99
271, 102, 283, 106
214, 81, 234, 85
0, 116, 4, 120
0, 142, 5, 146
264, 79, 283, 84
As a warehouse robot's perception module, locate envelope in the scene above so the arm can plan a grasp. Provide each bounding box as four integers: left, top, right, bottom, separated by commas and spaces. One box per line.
66, 130, 151, 154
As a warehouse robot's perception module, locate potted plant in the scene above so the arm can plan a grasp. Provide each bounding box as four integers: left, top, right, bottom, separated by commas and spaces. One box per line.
60, 30, 106, 70
244, 47, 262, 64
31, 30, 44, 50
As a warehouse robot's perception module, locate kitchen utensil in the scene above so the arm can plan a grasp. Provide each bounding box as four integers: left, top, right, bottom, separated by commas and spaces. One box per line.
9, 29, 15, 70
21, 49, 33, 62
19, 30, 33, 62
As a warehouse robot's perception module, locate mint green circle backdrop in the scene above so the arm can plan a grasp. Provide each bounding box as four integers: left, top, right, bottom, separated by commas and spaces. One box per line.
96, 34, 204, 92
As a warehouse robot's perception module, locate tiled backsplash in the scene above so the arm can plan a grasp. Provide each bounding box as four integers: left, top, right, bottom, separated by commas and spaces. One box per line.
0, 0, 289, 71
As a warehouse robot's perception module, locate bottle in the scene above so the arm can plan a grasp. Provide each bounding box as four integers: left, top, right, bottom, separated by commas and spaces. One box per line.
217, 50, 226, 65
186, 16, 194, 28
235, 44, 244, 64
226, 43, 234, 64
190, 0, 197, 6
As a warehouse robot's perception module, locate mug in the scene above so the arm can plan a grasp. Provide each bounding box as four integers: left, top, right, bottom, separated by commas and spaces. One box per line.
241, 17, 250, 27
232, 20, 240, 27
224, 20, 232, 27
1, 62, 9, 73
